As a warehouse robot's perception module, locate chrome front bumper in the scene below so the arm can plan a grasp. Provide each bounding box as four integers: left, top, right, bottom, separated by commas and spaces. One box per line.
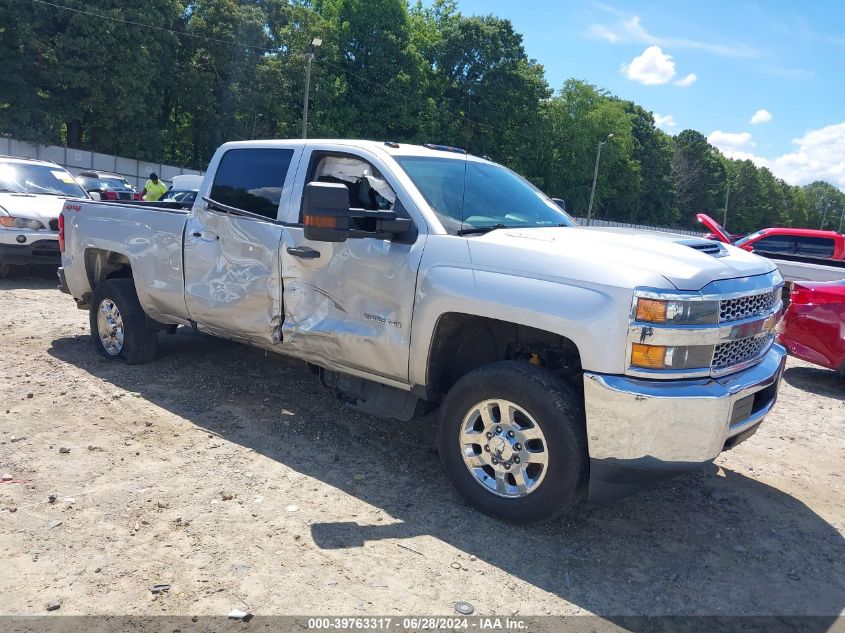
584, 344, 787, 498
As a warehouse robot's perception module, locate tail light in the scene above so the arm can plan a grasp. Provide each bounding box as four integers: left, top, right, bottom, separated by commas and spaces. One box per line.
791, 282, 845, 306
133, 192, 142, 201
58, 213, 65, 252
102, 190, 118, 200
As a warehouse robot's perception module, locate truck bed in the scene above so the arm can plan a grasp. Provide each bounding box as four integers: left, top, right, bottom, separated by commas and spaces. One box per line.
61, 200, 190, 324
761, 253, 845, 283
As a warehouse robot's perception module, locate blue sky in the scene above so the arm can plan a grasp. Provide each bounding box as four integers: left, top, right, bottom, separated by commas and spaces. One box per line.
452, 0, 845, 188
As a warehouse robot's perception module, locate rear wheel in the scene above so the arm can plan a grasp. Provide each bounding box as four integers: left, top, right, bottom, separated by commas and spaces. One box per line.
89, 278, 158, 364
437, 361, 588, 524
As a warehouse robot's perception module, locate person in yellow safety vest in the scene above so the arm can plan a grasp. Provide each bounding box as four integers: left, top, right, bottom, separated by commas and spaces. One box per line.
141, 173, 167, 201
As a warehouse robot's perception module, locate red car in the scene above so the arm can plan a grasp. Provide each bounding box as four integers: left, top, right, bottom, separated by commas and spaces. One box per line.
698, 214, 845, 261
778, 281, 845, 375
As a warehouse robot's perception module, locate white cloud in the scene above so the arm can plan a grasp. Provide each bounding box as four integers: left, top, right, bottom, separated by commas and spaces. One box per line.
653, 113, 677, 129
750, 109, 773, 124
620, 46, 676, 85
707, 130, 755, 154
673, 73, 697, 87
587, 9, 762, 58
770, 123, 845, 188
706, 123, 845, 190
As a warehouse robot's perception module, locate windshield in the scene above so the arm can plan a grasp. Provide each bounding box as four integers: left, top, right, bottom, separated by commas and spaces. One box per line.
395, 156, 574, 234
734, 231, 763, 247
0, 162, 88, 197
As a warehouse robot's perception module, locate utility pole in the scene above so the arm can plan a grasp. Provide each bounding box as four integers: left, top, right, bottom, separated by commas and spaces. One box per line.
839, 207, 844, 233
586, 133, 614, 226
722, 180, 730, 230
302, 37, 322, 139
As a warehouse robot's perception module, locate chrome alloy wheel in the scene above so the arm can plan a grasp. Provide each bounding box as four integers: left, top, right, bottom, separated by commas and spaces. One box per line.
97, 298, 125, 356
459, 399, 549, 498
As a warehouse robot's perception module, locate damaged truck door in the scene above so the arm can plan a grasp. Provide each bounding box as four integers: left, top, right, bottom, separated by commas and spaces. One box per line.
279, 149, 425, 383
183, 146, 302, 344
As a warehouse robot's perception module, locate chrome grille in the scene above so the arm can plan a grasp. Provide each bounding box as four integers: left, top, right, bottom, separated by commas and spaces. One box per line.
719, 290, 777, 322
712, 335, 771, 372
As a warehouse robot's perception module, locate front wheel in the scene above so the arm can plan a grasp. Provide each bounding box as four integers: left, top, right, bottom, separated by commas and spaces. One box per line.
89, 278, 158, 364
437, 361, 588, 524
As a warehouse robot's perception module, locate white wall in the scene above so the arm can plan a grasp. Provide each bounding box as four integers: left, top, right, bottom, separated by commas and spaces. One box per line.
0, 137, 203, 189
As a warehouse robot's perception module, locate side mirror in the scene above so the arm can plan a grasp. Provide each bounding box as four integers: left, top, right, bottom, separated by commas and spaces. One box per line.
302, 182, 351, 243
551, 197, 566, 211
303, 182, 418, 244
88, 191, 102, 201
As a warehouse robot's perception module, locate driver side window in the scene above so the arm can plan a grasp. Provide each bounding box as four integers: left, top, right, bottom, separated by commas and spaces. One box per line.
301, 153, 396, 221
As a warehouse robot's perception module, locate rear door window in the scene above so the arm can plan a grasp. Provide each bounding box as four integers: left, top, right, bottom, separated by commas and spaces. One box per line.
210, 148, 294, 219
794, 236, 835, 258
750, 235, 795, 254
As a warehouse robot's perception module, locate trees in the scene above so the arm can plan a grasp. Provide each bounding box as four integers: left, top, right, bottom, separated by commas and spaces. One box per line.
623, 103, 677, 225
534, 81, 638, 218
429, 13, 549, 168
0, 0, 182, 158
804, 181, 845, 231
671, 130, 726, 226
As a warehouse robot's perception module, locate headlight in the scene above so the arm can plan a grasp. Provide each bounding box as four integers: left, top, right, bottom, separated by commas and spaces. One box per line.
631, 343, 714, 370
0, 216, 46, 230
633, 297, 718, 325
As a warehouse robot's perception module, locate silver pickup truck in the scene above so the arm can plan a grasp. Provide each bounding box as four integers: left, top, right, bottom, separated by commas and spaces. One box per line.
58, 139, 787, 523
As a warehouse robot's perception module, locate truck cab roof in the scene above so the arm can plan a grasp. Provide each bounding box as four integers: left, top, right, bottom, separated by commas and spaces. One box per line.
216, 139, 490, 162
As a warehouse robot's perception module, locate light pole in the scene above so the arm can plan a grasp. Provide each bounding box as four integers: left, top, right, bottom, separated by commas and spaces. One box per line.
722, 180, 730, 230
302, 37, 322, 139
586, 133, 613, 225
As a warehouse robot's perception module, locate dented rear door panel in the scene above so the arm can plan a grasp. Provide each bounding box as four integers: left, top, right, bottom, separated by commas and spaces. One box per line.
183, 145, 304, 345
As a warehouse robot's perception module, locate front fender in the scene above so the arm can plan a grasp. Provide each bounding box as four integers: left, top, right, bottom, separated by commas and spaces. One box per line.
408, 264, 632, 387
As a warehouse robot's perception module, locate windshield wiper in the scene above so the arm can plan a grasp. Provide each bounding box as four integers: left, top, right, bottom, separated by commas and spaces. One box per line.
457, 223, 512, 236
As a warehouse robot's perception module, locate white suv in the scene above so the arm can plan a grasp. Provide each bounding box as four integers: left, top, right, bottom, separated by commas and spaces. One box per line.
0, 156, 89, 277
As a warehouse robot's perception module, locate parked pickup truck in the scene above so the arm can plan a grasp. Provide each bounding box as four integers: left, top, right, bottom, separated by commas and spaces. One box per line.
699, 213, 845, 283
59, 140, 787, 523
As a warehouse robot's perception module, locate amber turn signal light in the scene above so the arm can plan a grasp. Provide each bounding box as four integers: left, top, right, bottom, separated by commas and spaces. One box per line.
630, 343, 667, 369
635, 298, 667, 323
304, 214, 337, 228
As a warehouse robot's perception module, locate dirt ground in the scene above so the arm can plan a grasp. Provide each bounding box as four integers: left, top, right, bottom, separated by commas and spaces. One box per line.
1, 268, 844, 620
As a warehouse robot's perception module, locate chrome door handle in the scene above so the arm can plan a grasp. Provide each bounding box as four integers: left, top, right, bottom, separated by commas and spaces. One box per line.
287, 246, 321, 259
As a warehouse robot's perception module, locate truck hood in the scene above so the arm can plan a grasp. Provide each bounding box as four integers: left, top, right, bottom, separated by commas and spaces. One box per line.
0, 192, 73, 223
467, 226, 777, 291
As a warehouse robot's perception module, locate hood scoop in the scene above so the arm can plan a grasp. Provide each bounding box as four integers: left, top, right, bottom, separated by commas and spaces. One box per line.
680, 239, 727, 258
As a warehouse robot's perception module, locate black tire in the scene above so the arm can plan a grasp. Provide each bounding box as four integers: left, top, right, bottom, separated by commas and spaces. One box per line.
437, 361, 588, 524
89, 278, 158, 364
0, 261, 10, 278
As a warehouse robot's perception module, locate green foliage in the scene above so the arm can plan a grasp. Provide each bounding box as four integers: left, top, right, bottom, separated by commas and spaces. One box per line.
0, 0, 840, 231
803, 181, 845, 231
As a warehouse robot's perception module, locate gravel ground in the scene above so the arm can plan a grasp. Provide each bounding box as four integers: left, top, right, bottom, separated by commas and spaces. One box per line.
1, 268, 844, 620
